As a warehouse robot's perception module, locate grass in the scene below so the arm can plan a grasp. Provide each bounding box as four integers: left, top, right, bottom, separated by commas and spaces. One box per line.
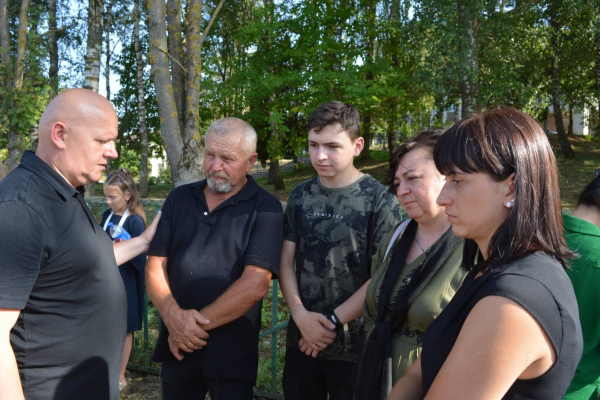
548, 134, 600, 211
92, 182, 175, 199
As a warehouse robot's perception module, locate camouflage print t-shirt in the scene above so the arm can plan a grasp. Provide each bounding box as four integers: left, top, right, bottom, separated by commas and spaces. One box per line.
284, 174, 401, 362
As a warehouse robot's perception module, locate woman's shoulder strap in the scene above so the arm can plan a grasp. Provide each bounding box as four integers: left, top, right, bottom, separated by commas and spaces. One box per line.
383, 219, 411, 260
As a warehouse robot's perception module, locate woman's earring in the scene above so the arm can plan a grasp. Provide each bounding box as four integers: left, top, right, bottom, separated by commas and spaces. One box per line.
505, 199, 515, 208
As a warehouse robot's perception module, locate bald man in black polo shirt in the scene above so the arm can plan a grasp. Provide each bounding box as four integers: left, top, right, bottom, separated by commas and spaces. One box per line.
0, 89, 160, 400
146, 118, 284, 400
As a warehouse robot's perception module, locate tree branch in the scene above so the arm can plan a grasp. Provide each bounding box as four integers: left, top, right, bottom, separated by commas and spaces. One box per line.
201, 0, 226, 41
151, 43, 188, 72
38, 21, 78, 38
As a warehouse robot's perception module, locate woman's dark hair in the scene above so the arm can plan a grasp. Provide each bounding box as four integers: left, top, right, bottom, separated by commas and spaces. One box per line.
433, 107, 575, 272
386, 130, 443, 194
308, 101, 361, 141
577, 169, 600, 210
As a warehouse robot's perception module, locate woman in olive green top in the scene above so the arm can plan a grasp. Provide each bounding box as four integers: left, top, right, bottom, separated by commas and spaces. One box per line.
564, 170, 600, 400
354, 131, 466, 399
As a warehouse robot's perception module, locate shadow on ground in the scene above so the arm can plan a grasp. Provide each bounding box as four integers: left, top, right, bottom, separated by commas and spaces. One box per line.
120, 370, 269, 400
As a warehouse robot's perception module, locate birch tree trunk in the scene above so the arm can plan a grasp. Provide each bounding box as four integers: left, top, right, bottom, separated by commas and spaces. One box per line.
5, 0, 30, 171
148, 0, 225, 186
48, 0, 58, 96
83, 0, 104, 92
458, 0, 479, 119
134, 0, 149, 197
550, 17, 576, 159
104, 0, 112, 100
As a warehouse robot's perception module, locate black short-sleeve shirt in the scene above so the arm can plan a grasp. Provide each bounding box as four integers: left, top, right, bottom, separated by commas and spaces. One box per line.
0, 151, 126, 400
148, 176, 283, 381
422, 252, 583, 399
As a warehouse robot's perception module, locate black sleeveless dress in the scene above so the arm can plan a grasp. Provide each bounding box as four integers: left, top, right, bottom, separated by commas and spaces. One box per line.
421, 252, 583, 399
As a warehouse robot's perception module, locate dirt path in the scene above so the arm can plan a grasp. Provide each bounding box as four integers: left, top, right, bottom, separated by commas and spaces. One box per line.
120, 370, 270, 399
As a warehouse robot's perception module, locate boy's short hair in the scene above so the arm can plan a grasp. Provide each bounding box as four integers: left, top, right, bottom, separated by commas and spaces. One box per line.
308, 101, 361, 141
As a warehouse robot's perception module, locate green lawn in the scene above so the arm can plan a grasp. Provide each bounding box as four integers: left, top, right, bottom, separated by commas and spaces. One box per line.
548, 135, 600, 211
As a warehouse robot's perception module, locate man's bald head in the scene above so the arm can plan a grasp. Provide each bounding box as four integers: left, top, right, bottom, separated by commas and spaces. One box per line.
38, 89, 116, 146
36, 88, 119, 187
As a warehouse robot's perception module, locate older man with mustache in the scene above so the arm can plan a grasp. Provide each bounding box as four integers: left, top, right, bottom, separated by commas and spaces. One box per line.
146, 117, 284, 400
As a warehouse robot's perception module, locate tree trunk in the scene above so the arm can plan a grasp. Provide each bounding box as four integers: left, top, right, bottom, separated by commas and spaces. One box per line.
13, 0, 29, 91
83, 0, 104, 92
183, 0, 225, 146
387, 0, 399, 160
134, 0, 149, 197
0, 0, 10, 87
458, 0, 479, 119
29, 125, 38, 153
567, 105, 573, 136
267, 159, 285, 190
103, 0, 112, 181
595, 28, 600, 135
5, 0, 30, 171
148, 0, 225, 186
550, 21, 576, 159
183, 0, 203, 148
104, 0, 112, 100
166, 0, 185, 133
361, 0, 376, 161
48, 0, 58, 96
148, 0, 189, 185
387, 113, 396, 159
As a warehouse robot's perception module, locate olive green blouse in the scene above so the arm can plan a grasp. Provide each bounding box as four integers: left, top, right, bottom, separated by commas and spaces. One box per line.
363, 223, 466, 383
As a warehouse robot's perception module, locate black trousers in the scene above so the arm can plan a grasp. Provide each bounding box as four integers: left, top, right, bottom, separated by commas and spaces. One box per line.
161, 361, 254, 400
282, 346, 357, 400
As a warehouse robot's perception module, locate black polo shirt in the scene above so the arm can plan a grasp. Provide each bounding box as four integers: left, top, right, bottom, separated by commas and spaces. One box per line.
0, 151, 126, 400
149, 176, 283, 381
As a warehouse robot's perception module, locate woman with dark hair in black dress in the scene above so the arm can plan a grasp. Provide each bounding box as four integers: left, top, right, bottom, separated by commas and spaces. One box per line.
389, 107, 583, 400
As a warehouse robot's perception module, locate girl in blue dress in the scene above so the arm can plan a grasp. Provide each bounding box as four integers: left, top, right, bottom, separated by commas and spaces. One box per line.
101, 169, 147, 392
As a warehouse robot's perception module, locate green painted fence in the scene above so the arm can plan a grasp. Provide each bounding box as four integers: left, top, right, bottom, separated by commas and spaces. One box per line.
86, 197, 287, 399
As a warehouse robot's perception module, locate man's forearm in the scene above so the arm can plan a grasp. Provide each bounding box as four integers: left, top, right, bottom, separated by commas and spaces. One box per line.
279, 242, 305, 318
0, 342, 24, 400
333, 279, 370, 324
200, 266, 271, 331
145, 256, 178, 325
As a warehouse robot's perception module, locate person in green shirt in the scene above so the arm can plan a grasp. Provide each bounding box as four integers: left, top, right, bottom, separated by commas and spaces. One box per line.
355, 131, 466, 400
564, 169, 600, 400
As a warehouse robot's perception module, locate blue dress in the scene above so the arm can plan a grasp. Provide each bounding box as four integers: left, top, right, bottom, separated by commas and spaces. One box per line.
100, 210, 146, 333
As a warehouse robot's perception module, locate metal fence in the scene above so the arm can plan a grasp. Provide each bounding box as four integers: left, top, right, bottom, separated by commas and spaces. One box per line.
85, 197, 287, 399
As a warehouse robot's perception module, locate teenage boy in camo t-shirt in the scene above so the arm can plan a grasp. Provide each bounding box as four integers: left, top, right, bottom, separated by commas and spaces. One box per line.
280, 101, 401, 400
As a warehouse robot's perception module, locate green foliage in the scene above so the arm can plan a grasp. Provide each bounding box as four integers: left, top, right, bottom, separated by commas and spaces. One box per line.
159, 166, 172, 185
